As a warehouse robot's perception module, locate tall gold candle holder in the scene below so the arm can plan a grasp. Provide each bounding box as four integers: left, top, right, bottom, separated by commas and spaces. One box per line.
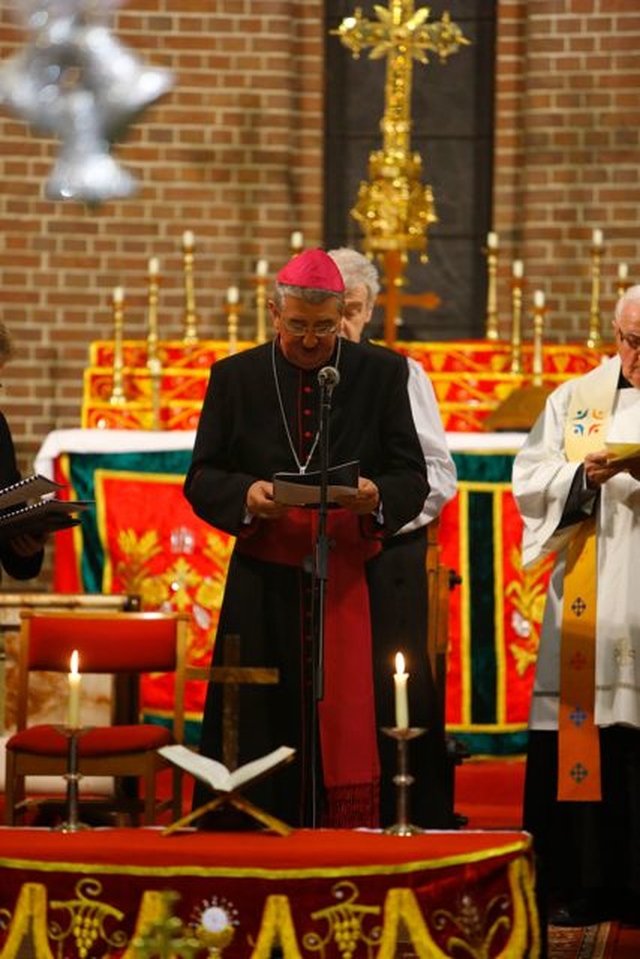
485, 232, 499, 340
587, 229, 603, 348
109, 287, 127, 406
255, 259, 269, 344
510, 260, 524, 374
381, 726, 426, 836
147, 258, 162, 430
532, 291, 546, 388
182, 230, 198, 344
225, 287, 240, 355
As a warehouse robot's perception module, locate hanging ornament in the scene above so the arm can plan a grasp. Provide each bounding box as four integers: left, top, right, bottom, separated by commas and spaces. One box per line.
0, 0, 174, 203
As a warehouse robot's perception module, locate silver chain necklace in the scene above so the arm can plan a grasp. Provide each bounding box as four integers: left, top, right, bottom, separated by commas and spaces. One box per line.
271, 336, 341, 474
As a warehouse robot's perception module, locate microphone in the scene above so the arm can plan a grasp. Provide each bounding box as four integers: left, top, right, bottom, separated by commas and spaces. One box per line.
317, 366, 340, 390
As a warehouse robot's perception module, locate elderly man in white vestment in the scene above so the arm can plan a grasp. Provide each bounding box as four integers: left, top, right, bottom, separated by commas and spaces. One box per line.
512, 283, 640, 930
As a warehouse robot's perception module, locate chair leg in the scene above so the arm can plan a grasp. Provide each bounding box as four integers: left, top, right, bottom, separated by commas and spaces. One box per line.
143, 765, 156, 825
4, 753, 23, 826
171, 768, 182, 822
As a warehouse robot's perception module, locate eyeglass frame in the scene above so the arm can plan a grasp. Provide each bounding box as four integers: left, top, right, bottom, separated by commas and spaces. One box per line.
616, 326, 640, 352
279, 317, 339, 338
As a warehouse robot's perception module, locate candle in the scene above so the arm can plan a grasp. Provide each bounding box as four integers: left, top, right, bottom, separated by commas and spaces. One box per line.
112, 286, 124, 305
487, 231, 499, 250
592, 228, 603, 248
394, 652, 409, 729
256, 259, 269, 277
533, 289, 545, 309
68, 650, 81, 728
512, 259, 524, 279
227, 285, 239, 305
290, 230, 304, 251
618, 262, 629, 281
148, 257, 159, 276
183, 230, 195, 250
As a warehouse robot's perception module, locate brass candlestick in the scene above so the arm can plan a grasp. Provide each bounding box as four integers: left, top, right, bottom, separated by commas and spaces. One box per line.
147, 260, 162, 430
55, 726, 91, 833
255, 266, 268, 344
225, 295, 240, 355
182, 231, 198, 344
510, 265, 524, 374
382, 726, 426, 836
485, 238, 499, 340
532, 294, 546, 388
109, 289, 126, 406
587, 234, 603, 348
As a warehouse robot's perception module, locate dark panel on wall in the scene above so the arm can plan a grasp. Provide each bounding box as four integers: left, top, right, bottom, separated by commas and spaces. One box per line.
324, 0, 497, 340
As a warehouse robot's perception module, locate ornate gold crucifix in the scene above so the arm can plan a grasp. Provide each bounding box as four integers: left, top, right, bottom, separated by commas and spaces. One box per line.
333, 3, 469, 343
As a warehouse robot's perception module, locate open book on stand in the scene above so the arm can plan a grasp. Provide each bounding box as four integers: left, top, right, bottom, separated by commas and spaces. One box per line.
273, 460, 359, 506
159, 744, 296, 836
0, 474, 93, 541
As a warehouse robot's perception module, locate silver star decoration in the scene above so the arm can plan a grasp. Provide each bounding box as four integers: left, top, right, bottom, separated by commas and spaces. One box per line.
0, 0, 174, 203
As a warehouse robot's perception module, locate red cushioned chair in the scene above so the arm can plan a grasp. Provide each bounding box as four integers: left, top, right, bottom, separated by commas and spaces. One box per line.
4, 609, 189, 826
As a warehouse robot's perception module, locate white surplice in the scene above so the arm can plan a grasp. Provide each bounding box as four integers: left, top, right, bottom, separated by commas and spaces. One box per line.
512, 355, 640, 732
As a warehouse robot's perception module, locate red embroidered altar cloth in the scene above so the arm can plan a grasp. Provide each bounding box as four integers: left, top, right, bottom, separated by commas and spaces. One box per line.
0, 827, 540, 958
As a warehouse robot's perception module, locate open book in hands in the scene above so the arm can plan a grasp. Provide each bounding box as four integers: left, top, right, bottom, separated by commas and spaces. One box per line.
273, 460, 359, 506
158, 743, 295, 794
0, 474, 92, 542
605, 442, 640, 464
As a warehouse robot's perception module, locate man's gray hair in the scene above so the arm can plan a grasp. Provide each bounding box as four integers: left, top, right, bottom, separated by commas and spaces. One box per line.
615, 283, 640, 323
328, 248, 380, 306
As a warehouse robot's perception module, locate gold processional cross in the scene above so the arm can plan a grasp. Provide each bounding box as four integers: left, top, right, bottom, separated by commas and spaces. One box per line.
333, 3, 469, 344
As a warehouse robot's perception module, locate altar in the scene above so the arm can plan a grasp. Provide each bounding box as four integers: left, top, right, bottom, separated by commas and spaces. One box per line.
0, 826, 540, 958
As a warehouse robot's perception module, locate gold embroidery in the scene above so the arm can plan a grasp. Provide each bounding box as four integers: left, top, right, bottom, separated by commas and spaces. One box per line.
506, 548, 554, 676
302, 881, 382, 958
49, 878, 127, 959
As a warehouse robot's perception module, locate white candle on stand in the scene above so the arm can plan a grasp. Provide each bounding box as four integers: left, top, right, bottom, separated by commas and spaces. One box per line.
533, 289, 545, 309
112, 286, 124, 305
394, 652, 409, 729
148, 257, 159, 277
68, 650, 81, 728
592, 228, 603, 248
227, 285, 239, 305
487, 231, 499, 250
618, 262, 629, 281
290, 231, 304, 251
256, 259, 269, 277
183, 230, 195, 250
512, 259, 524, 279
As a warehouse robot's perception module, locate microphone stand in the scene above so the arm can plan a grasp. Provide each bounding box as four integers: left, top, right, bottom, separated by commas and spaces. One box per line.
310, 367, 337, 826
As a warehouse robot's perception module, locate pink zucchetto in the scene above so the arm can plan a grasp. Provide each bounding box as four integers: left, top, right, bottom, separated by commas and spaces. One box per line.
276, 248, 345, 293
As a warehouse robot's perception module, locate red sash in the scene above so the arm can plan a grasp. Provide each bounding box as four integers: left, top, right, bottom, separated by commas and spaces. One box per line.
236, 508, 381, 826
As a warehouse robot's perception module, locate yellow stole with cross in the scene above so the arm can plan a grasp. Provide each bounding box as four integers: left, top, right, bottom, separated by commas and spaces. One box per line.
559, 359, 619, 800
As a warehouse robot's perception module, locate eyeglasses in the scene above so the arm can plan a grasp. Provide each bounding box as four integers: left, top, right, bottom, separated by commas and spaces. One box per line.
617, 327, 640, 352
280, 318, 338, 338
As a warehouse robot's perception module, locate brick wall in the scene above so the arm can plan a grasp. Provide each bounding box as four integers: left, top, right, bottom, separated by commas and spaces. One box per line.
493, 0, 640, 342
0, 0, 324, 469
1, 0, 639, 470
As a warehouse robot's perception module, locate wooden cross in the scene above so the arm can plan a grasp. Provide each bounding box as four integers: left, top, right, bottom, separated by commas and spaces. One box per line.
376, 250, 441, 345
187, 634, 279, 771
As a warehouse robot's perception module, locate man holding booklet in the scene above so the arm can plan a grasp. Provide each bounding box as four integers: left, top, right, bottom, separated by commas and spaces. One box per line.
184, 248, 428, 830
512, 283, 640, 928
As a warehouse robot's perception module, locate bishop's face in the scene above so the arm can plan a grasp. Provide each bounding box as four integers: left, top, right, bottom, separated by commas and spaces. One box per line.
614, 300, 640, 389
270, 294, 341, 370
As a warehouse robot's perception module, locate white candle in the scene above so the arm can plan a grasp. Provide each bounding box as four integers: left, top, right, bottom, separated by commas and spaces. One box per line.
112, 286, 124, 305
618, 262, 629, 281
487, 231, 499, 250
394, 652, 409, 729
290, 231, 304, 251
227, 285, 239, 305
256, 259, 269, 277
183, 230, 195, 250
592, 228, 603, 248
68, 650, 81, 728
512, 259, 524, 279
148, 257, 159, 276
533, 289, 545, 309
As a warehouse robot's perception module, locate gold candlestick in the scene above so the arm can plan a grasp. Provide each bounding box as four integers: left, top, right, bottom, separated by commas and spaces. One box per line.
255, 260, 269, 344
182, 230, 198, 344
109, 287, 126, 406
510, 261, 524, 374
485, 233, 499, 340
147, 258, 162, 430
226, 287, 240, 355
532, 291, 546, 387
587, 229, 603, 348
